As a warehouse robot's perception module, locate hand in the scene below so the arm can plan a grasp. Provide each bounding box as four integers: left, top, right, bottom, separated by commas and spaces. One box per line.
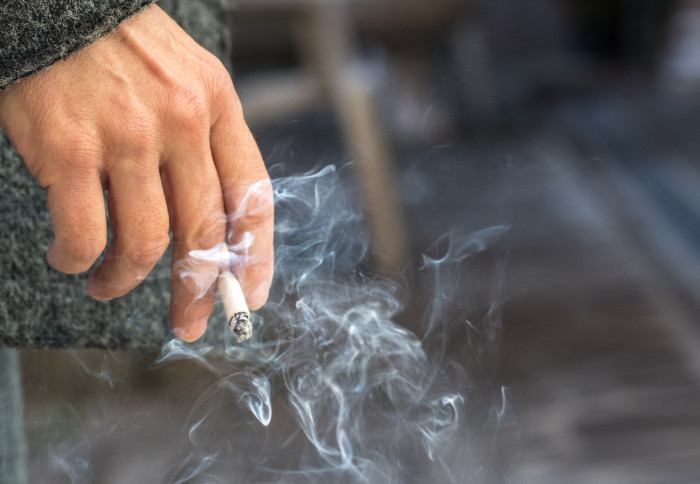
0, 5, 274, 342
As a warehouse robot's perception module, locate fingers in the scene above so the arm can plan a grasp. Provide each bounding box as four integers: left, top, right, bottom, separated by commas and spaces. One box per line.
86, 161, 170, 300
163, 143, 227, 342
211, 94, 274, 310
46, 170, 107, 274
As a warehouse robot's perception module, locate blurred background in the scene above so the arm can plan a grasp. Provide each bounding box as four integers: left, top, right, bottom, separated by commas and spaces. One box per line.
20, 0, 700, 482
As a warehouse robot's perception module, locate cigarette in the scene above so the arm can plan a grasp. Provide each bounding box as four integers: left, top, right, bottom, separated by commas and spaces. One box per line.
217, 245, 252, 343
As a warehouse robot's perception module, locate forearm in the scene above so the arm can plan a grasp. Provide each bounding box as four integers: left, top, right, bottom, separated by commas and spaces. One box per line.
0, 0, 156, 90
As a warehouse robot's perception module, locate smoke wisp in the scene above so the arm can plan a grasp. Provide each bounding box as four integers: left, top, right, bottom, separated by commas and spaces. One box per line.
32, 165, 511, 483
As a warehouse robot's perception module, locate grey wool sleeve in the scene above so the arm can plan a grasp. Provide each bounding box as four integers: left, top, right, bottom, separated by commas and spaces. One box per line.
0, 0, 232, 350
0, 0, 156, 90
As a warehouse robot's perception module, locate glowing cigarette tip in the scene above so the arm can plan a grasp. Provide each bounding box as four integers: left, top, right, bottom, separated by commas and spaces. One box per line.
218, 245, 252, 343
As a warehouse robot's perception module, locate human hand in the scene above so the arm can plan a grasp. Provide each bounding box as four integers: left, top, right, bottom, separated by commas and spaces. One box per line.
0, 5, 273, 342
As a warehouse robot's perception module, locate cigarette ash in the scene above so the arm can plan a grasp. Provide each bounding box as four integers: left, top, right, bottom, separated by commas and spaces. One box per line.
30, 165, 512, 484
229, 312, 252, 342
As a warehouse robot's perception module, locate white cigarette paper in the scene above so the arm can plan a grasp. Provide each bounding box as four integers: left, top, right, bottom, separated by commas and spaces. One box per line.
217, 245, 252, 342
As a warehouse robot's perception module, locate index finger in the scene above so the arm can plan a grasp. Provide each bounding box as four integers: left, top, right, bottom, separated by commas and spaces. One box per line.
210, 92, 274, 310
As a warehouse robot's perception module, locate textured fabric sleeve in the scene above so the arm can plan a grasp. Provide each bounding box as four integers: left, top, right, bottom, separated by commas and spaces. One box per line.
0, 0, 232, 350
0, 0, 156, 90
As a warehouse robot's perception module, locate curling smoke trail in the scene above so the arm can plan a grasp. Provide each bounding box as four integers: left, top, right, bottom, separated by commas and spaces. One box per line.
32, 165, 510, 483
153, 165, 511, 483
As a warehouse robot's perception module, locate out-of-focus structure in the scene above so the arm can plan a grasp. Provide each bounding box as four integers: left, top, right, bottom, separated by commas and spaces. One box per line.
229, 0, 476, 273
14, 0, 700, 482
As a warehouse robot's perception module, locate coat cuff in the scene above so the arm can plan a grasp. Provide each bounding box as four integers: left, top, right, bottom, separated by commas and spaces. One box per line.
0, 0, 156, 90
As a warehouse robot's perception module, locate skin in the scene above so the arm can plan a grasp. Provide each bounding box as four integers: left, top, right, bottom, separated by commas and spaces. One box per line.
0, 5, 274, 342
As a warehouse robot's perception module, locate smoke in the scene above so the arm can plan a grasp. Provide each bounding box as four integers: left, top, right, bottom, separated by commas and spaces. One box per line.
30, 165, 511, 483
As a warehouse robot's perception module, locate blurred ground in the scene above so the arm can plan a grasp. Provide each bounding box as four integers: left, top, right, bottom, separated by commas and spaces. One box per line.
21, 91, 700, 483
18, 1, 700, 482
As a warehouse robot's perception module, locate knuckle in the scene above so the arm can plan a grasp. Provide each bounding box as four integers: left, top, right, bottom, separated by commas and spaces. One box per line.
204, 51, 227, 72
199, 51, 230, 87
117, 113, 159, 158
188, 220, 226, 251
124, 113, 158, 145
58, 127, 102, 169
125, 233, 170, 267
204, 63, 243, 121
60, 235, 105, 268
170, 87, 209, 130
209, 62, 234, 95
